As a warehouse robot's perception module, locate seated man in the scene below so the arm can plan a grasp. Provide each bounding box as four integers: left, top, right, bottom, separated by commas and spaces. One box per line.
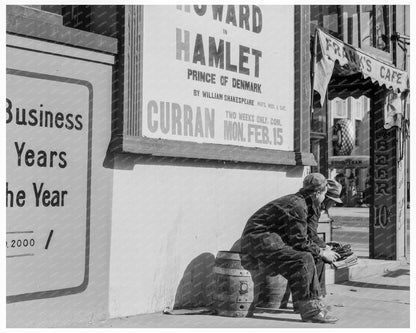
241, 173, 340, 323
307, 179, 343, 299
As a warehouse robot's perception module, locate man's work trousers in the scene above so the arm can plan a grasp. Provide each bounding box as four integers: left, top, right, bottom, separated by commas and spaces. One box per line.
315, 257, 326, 297
259, 247, 321, 302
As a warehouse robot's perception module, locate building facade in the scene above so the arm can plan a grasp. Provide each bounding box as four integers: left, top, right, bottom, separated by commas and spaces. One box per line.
308, 5, 410, 259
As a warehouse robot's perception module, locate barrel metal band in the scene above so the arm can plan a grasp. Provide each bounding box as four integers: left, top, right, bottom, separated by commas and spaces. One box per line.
213, 294, 254, 302
213, 266, 251, 276
216, 252, 242, 260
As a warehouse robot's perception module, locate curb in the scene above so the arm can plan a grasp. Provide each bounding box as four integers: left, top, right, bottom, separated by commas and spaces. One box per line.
326, 258, 405, 284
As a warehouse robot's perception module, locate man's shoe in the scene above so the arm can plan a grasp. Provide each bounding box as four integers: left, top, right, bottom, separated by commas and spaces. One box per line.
293, 299, 330, 314
302, 311, 339, 324
294, 304, 331, 314
317, 300, 332, 312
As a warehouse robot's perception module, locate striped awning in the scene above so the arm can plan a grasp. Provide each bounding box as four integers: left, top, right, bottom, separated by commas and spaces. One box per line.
313, 28, 409, 107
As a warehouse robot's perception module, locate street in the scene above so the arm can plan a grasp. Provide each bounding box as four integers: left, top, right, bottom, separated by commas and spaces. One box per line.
330, 207, 410, 260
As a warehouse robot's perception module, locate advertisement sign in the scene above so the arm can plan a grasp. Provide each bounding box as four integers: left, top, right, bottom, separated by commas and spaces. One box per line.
6, 69, 92, 302
141, 5, 294, 151
370, 112, 397, 260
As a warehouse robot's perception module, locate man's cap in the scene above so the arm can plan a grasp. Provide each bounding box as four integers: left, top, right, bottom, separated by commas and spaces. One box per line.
326, 179, 343, 204
302, 173, 327, 191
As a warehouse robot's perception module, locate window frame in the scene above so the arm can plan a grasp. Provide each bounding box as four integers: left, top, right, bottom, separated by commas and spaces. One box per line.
359, 4, 393, 63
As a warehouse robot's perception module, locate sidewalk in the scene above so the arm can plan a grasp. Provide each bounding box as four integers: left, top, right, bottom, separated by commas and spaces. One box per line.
66, 207, 410, 328
68, 263, 410, 328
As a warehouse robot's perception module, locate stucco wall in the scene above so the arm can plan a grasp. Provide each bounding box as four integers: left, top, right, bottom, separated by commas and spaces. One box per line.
108, 158, 306, 317
6, 34, 114, 327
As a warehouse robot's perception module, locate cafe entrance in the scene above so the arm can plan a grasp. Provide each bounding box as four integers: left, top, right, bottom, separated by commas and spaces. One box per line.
311, 28, 409, 260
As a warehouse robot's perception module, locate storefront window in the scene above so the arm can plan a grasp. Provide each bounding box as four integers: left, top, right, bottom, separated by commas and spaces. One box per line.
310, 6, 320, 28
37, 5, 63, 15
310, 5, 341, 38
32, 5, 118, 38
328, 96, 370, 207
342, 5, 359, 46
23, 5, 92, 32
355, 120, 361, 146
322, 6, 340, 35
62, 5, 92, 32
360, 5, 390, 53
312, 5, 391, 57
311, 106, 326, 134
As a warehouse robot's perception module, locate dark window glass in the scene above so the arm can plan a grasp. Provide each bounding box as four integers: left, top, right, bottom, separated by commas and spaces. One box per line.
62, 5, 92, 32
342, 5, 359, 46
360, 5, 390, 52
310, 5, 321, 28
311, 106, 327, 134
310, 5, 341, 38
322, 5, 340, 35
355, 120, 361, 146
39, 5, 63, 15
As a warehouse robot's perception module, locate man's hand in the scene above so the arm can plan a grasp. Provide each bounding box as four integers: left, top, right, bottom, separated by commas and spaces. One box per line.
320, 248, 341, 264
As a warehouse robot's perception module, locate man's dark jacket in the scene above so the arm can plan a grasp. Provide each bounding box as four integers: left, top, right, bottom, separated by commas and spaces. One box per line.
308, 208, 327, 249
241, 189, 322, 259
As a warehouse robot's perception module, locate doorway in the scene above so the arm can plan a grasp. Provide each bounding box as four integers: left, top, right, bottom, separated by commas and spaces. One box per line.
312, 93, 372, 258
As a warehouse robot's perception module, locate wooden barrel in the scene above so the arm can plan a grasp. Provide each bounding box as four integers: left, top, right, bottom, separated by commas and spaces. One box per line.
212, 251, 256, 317
255, 261, 290, 310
